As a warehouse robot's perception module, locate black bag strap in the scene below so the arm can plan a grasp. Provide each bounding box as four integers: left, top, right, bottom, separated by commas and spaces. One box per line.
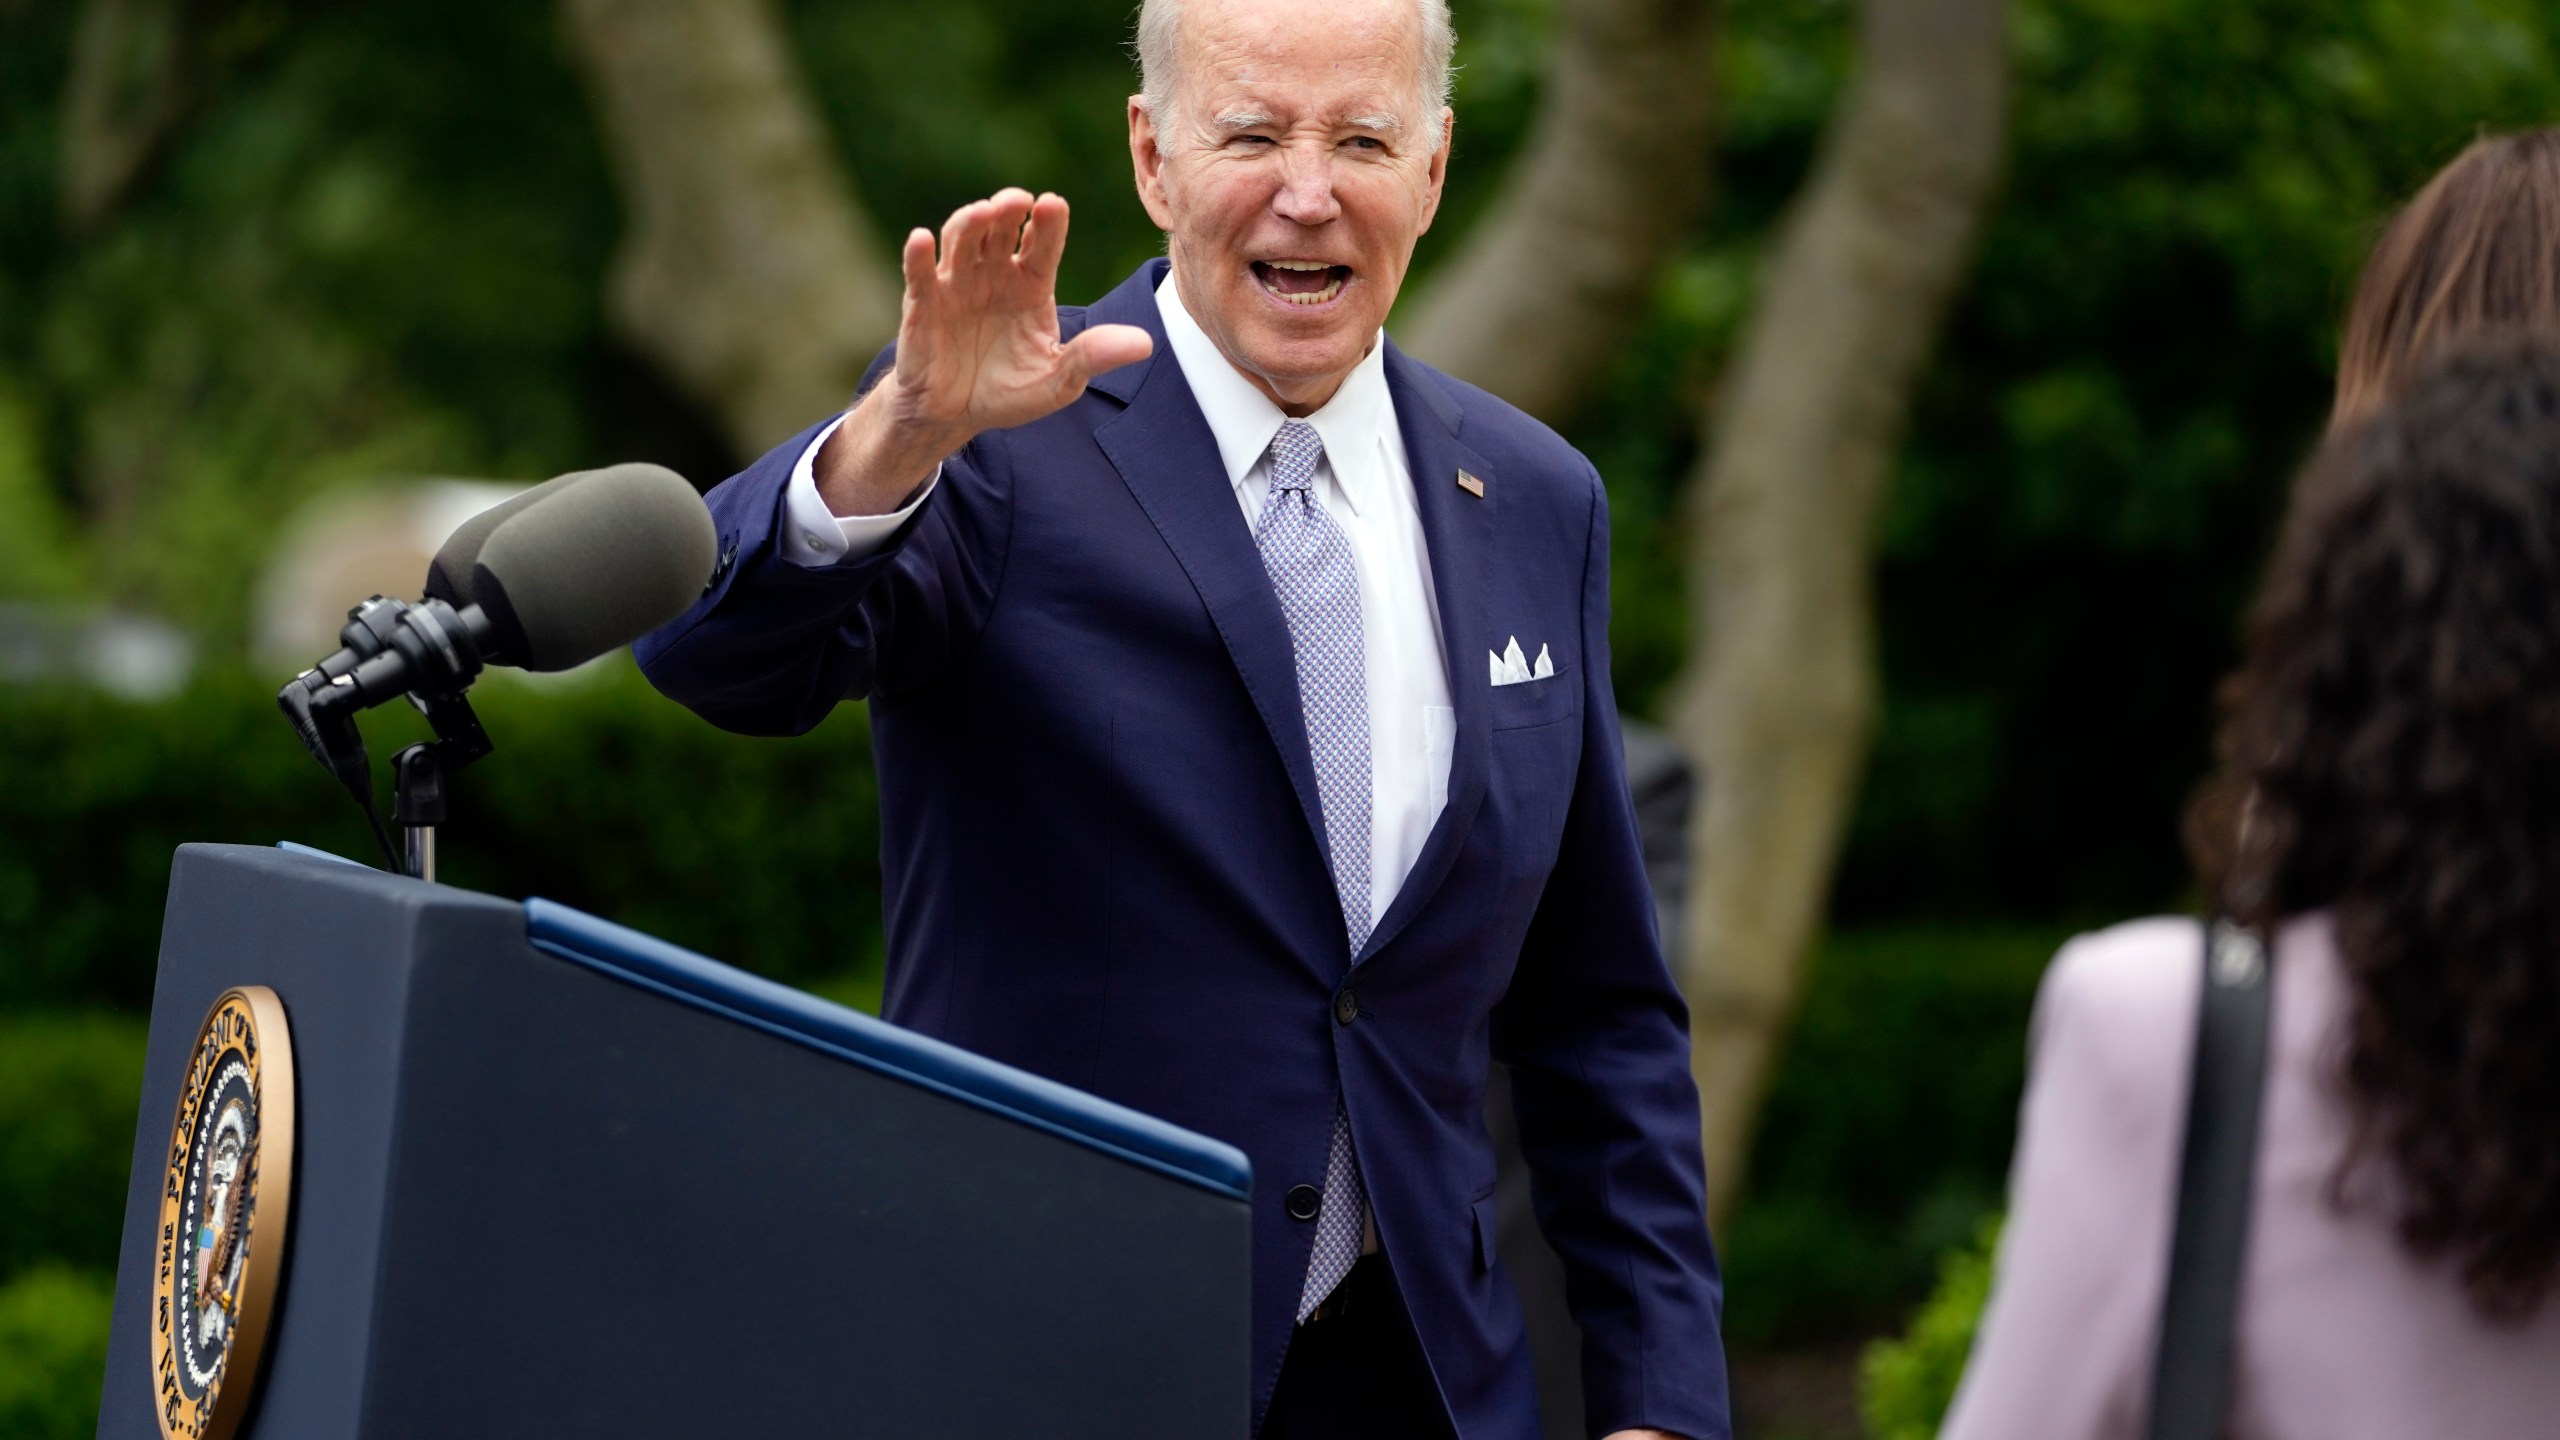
2144, 919, 2275, 1440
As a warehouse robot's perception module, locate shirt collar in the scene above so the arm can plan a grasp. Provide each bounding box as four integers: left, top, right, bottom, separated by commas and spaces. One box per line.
1155, 269, 1391, 517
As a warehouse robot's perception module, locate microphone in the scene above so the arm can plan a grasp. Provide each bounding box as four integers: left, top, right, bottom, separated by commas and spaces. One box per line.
276, 463, 716, 859
423, 462, 718, 672
286, 462, 712, 712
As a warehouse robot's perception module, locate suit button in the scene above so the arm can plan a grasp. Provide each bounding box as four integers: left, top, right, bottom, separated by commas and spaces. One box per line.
1333, 989, 1360, 1025
1286, 1184, 1322, 1221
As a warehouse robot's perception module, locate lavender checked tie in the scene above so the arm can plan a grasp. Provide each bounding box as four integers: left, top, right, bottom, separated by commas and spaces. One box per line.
1252, 419, 1374, 1323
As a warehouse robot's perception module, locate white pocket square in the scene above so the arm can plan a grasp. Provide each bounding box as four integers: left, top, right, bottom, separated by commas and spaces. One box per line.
1489, 636, 1555, 687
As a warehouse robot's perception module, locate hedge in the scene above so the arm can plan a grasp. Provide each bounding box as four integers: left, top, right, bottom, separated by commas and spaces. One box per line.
1862, 1217, 2002, 1439
0, 1013, 147, 1282
0, 1267, 114, 1440
1721, 925, 2066, 1345
0, 659, 883, 1009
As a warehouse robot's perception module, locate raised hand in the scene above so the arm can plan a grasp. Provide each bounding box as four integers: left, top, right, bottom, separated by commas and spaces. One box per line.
815, 188, 1153, 517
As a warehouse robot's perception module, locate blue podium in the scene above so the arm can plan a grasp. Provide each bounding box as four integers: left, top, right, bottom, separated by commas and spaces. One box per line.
99, 844, 1252, 1438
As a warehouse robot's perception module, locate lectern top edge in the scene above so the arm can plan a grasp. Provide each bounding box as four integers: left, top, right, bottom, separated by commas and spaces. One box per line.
519, 896, 1249, 1199
277, 839, 367, 869
243, 842, 1253, 1202
522, 897, 1253, 1203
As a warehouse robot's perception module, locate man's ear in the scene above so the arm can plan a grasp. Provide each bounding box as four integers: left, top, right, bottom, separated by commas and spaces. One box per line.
1415, 107, 1454, 234
1129, 96, 1178, 231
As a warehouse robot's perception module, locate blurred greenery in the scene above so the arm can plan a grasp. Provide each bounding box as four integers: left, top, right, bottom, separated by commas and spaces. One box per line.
1719, 0, 2560, 922
1860, 1217, 2003, 1440
1722, 926, 2063, 1347
0, 659, 881, 1011
0, 1266, 115, 1440
0, 1013, 147, 1280
3, 0, 2559, 1419
0, 0, 2551, 905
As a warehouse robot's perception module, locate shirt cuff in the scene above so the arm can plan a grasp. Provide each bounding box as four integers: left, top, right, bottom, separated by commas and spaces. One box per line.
778, 413, 941, 568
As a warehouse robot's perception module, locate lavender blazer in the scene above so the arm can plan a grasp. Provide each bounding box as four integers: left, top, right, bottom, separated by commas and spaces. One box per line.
1943, 913, 2560, 1440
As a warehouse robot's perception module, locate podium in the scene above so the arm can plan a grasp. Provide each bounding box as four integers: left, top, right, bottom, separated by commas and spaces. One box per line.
98, 844, 1252, 1438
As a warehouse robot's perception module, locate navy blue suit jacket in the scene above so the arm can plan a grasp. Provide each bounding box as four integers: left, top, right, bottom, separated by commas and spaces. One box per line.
636, 260, 1730, 1439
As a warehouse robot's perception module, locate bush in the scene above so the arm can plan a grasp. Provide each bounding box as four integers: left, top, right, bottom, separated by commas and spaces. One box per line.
1861, 1217, 2002, 1440
1722, 926, 2065, 1344
0, 1013, 147, 1281
0, 659, 883, 1009
0, 1266, 115, 1440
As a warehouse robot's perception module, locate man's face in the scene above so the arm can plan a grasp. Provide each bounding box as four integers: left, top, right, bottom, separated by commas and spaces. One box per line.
1130, 0, 1451, 413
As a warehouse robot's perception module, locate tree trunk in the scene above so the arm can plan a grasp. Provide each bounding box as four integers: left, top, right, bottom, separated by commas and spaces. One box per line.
1395, 0, 1718, 426
60, 0, 268, 234
559, 0, 900, 457
1671, 0, 2009, 1227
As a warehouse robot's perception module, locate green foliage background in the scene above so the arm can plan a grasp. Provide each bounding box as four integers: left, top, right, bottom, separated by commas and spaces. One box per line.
0, 663, 880, 1012
1860, 1218, 2002, 1439
2, 0, 2558, 1430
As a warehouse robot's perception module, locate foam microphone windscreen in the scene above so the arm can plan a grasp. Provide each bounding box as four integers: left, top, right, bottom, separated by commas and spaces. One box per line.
450, 463, 717, 671
424, 467, 599, 607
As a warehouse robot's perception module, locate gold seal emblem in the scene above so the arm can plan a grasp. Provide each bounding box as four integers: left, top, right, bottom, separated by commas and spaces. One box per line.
151, 987, 295, 1440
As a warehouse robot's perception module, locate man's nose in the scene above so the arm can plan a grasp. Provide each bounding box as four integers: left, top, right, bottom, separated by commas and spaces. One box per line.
1270, 145, 1343, 225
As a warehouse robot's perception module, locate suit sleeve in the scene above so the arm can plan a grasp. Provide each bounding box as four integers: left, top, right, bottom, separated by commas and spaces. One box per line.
634, 355, 1015, 736
1493, 470, 1732, 1440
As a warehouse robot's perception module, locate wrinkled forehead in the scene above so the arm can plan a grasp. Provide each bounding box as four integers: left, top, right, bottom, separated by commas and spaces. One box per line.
1177, 0, 1428, 121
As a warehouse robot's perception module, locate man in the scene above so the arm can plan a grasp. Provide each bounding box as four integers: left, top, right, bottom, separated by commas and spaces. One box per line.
636, 0, 1730, 1434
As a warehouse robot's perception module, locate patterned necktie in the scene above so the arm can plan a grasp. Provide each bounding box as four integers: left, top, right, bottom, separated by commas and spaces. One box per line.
1251, 418, 1373, 1322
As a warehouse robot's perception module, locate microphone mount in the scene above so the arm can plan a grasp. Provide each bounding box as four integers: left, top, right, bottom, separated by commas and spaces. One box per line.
278, 594, 496, 880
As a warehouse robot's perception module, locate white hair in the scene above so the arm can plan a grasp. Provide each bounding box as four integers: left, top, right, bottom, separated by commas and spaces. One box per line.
1132, 0, 1455, 146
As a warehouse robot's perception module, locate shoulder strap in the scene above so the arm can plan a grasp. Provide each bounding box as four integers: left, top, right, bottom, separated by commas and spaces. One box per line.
2145, 919, 2275, 1440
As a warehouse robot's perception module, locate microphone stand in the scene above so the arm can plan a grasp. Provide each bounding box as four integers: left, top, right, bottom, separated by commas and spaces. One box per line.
282, 595, 497, 878
391, 688, 492, 883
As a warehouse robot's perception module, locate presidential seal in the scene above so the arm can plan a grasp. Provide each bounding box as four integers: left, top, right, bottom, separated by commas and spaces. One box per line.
151, 987, 295, 1440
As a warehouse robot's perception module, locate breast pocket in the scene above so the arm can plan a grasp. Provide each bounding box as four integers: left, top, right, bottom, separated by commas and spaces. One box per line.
1487, 658, 1578, 732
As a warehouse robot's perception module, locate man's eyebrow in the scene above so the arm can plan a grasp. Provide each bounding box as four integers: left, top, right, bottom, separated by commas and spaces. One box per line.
1209, 110, 1406, 135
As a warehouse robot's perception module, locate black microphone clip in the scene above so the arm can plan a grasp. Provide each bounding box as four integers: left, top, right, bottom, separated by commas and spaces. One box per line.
277, 594, 497, 873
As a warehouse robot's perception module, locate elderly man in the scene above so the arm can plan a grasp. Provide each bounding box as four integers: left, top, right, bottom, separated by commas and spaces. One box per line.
635, 0, 1730, 1434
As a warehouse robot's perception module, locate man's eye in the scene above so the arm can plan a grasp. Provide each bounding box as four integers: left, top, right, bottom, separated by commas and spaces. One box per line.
1234, 134, 1276, 147
1346, 136, 1385, 152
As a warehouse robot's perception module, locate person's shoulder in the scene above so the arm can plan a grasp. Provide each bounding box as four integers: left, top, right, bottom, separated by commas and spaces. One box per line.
2030, 916, 2206, 1107
2042, 915, 2205, 1013
1394, 349, 1600, 501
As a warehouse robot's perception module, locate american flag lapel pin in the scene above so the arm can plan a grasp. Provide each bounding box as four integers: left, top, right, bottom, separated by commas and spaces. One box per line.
1456, 468, 1485, 498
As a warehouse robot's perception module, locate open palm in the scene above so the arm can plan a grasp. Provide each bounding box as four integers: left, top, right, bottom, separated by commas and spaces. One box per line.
888, 188, 1153, 438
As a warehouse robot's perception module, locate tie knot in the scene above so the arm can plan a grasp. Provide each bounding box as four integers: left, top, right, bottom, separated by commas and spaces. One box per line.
1268, 419, 1325, 494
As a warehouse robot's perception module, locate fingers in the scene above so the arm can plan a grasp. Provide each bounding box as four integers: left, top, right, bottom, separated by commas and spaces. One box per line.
900, 228, 937, 300
1019, 193, 1071, 284
931, 188, 1053, 288
972, 189, 1033, 290
1059, 323, 1155, 389
938, 203, 975, 275
984, 186, 1034, 247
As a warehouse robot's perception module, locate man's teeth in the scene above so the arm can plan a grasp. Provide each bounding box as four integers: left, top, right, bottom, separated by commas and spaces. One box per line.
1257, 262, 1344, 305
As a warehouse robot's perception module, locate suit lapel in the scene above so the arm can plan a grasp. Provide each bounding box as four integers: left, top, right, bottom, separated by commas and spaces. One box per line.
1089, 275, 1497, 966
1357, 341, 1495, 966
1087, 263, 1336, 879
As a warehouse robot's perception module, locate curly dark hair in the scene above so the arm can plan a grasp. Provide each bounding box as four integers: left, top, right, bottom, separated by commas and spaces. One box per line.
2190, 335, 2560, 1320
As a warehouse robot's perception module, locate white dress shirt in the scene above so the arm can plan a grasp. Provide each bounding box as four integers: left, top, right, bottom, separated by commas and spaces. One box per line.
780, 274, 1455, 929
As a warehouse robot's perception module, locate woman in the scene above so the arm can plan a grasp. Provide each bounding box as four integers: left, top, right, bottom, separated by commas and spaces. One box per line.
1942, 134, 2560, 1440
